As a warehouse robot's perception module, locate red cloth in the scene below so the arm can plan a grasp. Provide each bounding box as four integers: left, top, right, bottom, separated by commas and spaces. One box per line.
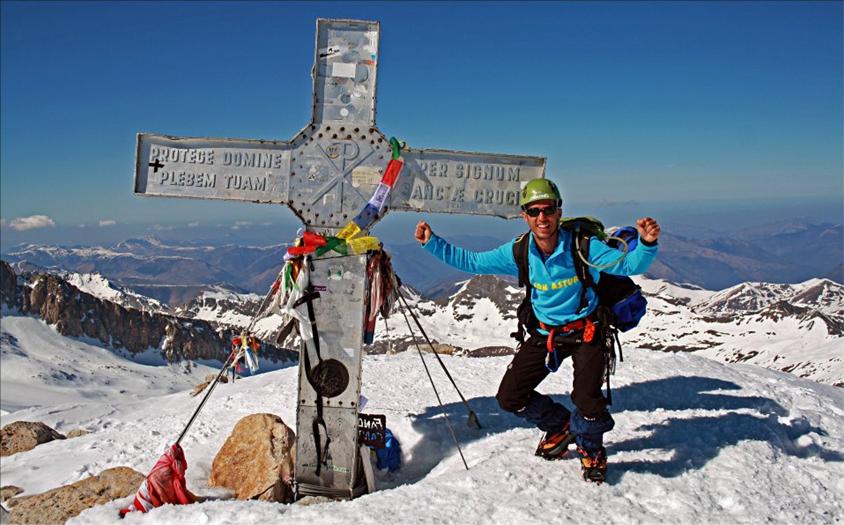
381, 158, 403, 187
287, 231, 328, 256
120, 443, 195, 517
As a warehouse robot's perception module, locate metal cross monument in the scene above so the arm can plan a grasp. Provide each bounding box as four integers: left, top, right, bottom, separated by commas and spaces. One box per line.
134, 18, 545, 499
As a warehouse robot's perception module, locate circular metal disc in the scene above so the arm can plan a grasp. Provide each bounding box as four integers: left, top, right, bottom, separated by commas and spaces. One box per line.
311, 359, 350, 398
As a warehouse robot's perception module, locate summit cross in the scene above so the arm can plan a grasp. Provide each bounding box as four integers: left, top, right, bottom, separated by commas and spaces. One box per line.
133, 18, 546, 499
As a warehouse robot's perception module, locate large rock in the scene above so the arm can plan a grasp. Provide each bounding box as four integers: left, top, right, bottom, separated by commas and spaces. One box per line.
0, 261, 17, 308
209, 414, 296, 503
8, 467, 143, 524
12, 270, 297, 364
190, 374, 228, 397
65, 429, 90, 439
0, 422, 65, 457
0, 486, 23, 505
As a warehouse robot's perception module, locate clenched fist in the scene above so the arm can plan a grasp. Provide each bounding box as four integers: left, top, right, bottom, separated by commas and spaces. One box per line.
636, 217, 661, 243
415, 220, 433, 245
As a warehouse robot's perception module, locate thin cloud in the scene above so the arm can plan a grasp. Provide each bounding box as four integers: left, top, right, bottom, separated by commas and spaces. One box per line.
187, 221, 200, 228
8, 215, 56, 231
99, 219, 117, 227
232, 220, 253, 230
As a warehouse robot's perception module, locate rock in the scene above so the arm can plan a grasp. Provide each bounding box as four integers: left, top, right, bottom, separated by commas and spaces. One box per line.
0, 486, 23, 505
466, 345, 515, 357
65, 429, 90, 439
190, 374, 228, 397
209, 414, 296, 503
15, 271, 297, 364
296, 495, 334, 506
0, 422, 65, 457
0, 261, 17, 308
8, 467, 143, 524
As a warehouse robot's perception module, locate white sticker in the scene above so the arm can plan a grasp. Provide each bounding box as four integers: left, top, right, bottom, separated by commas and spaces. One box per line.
343, 347, 356, 358
365, 31, 378, 57
330, 62, 357, 78
352, 166, 381, 187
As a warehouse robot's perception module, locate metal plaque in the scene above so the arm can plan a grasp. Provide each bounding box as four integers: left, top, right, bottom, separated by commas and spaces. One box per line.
390, 148, 546, 219
135, 134, 292, 203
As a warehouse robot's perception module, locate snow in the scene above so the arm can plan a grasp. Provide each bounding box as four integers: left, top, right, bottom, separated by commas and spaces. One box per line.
182, 287, 264, 328
2, 313, 844, 523
0, 314, 217, 413
63, 272, 166, 312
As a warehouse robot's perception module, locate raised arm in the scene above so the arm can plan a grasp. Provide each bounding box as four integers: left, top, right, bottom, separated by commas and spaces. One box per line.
588, 217, 661, 276
416, 221, 519, 276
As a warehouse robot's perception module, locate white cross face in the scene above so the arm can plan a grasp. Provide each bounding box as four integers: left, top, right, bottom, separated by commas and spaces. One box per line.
134, 18, 545, 230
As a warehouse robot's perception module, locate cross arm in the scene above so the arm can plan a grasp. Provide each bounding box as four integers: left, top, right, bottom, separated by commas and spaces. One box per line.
134, 133, 293, 204
388, 148, 546, 219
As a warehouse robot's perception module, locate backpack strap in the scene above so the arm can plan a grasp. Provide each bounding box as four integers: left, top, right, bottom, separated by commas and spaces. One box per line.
565, 220, 597, 315
514, 232, 530, 288
510, 233, 536, 343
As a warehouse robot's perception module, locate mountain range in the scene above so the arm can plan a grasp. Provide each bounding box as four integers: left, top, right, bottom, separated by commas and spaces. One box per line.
3, 256, 840, 388
2, 219, 840, 303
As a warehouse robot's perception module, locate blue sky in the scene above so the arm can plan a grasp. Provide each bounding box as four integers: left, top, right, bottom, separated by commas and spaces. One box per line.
1, 1, 841, 247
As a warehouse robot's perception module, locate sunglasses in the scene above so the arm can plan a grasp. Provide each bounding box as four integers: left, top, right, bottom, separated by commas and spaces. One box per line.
524, 205, 559, 218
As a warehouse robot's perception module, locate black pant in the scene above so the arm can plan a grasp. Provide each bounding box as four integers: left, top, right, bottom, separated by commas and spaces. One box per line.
496, 333, 608, 420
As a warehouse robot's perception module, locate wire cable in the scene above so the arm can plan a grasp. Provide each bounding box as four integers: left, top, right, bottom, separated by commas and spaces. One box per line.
397, 297, 469, 470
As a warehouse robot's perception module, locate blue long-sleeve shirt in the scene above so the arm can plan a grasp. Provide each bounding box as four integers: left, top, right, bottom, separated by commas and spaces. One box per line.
422, 229, 658, 326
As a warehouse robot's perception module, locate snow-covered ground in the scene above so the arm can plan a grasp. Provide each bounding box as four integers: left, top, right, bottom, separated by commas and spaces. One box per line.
0, 313, 219, 414
1, 314, 843, 524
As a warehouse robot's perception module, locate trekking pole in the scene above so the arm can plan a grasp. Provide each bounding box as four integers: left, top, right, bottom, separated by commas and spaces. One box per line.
397, 299, 470, 471
395, 285, 482, 430
176, 350, 237, 446
176, 257, 290, 445
245, 260, 290, 332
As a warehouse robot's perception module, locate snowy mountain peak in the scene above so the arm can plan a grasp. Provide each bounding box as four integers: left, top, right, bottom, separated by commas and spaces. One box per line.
694, 281, 795, 314
447, 275, 521, 321
791, 278, 844, 310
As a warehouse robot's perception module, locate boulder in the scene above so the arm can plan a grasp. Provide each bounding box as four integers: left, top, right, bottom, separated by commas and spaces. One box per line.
8, 467, 143, 524
209, 414, 296, 503
0, 261, 17, 308
65, 429, 90, 439
0, 486, 23, 506
0, 422, 65, 456
190, 374, 228, 397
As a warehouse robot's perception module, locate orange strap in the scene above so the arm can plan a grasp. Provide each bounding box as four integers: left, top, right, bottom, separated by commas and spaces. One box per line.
540, 317, 596, 350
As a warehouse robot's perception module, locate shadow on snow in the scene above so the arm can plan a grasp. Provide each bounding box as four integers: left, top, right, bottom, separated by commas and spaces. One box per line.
393, 375, 841, 486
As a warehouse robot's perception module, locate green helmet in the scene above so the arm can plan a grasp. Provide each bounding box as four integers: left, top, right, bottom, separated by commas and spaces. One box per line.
520, 178, 561, 208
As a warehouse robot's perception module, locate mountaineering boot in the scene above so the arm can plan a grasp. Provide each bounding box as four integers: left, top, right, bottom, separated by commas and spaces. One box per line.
535, 420, 575, 460
577, 446, 608, 483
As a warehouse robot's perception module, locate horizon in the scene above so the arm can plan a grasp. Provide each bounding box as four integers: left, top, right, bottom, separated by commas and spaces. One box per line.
1, 1, 841, 247
1, 194, 841, 253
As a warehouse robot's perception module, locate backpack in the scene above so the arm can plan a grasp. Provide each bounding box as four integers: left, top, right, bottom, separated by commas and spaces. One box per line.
510, 217, 648, 402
